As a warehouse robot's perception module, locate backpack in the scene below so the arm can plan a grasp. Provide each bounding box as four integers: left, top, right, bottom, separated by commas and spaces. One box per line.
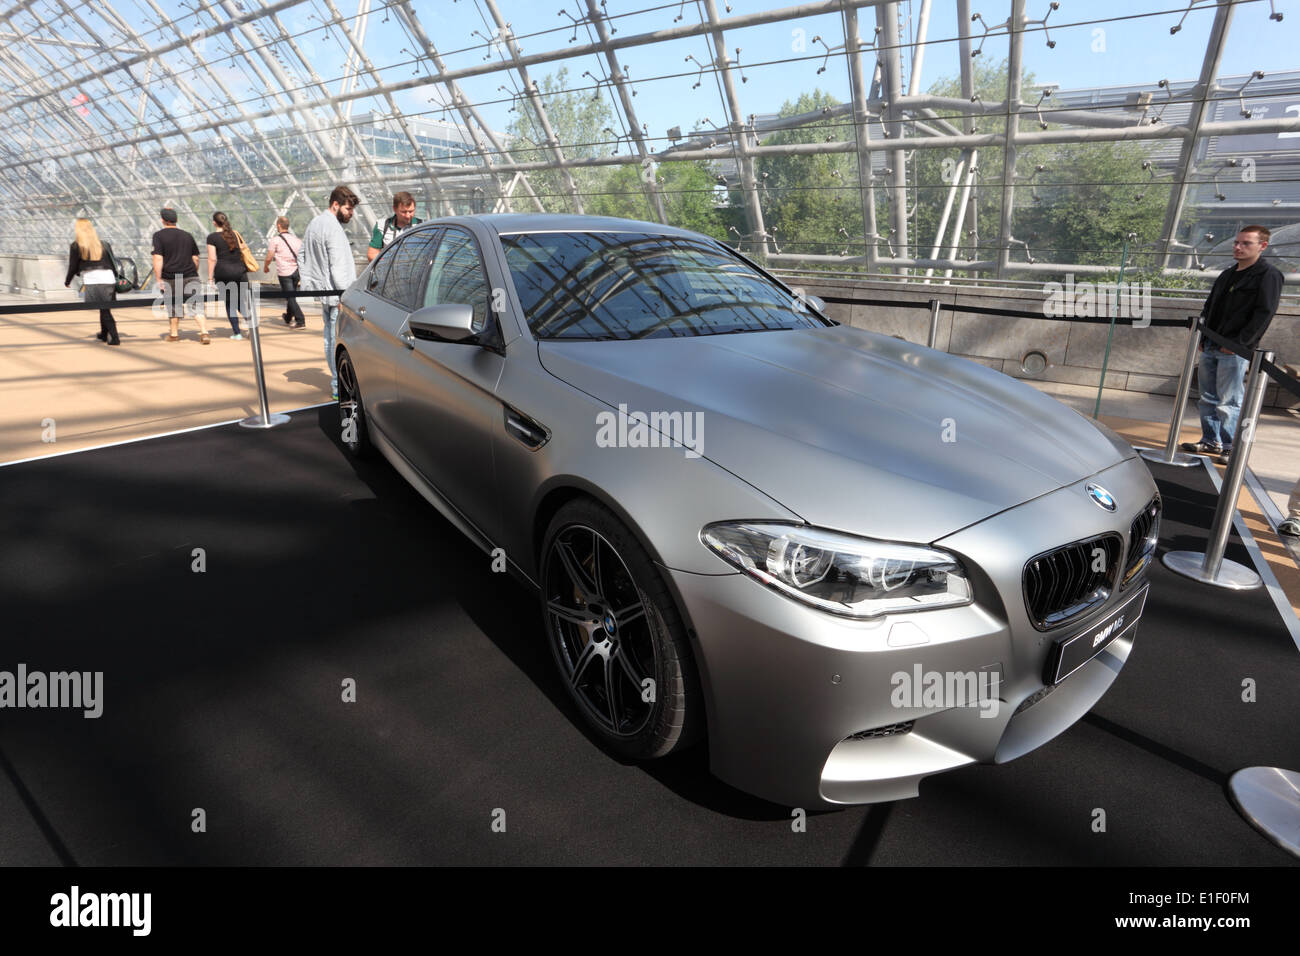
113, 255, 139, 294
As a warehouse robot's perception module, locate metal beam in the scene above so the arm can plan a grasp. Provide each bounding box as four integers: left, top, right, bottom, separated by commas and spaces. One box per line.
584, 0, 667, 223
701, 0, 767, 258
1157, 0, 1235, 268
843, 4, 881, 272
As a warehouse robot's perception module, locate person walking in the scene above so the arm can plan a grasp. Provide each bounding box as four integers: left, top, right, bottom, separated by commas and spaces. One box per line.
64, 217, 120, 346
300, 185, 359, 399
366, 191, 421, 262
263, 216, 305, 328
1181, 225, 1284, 463
151, 208, 210, 344
207, 212, 254, 340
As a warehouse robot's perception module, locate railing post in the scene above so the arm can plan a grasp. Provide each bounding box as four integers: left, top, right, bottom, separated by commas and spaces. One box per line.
1162, 347, 1271, 589
926, 298, 941, 349
1139, 316, 1202, 468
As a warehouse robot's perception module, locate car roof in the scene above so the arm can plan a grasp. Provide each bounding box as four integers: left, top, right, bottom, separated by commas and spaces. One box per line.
422, 213, 708, 239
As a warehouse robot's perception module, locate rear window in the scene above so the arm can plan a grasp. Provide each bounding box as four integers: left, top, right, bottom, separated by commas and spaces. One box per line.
500, 231, 827, 341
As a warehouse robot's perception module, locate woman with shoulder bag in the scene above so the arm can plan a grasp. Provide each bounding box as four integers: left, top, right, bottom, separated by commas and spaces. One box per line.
207, 211, 256, 341
64, 218, 120, 346
263, 215, 305, 328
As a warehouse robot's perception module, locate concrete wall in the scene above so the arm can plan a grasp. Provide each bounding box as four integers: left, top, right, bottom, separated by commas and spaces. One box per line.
0, 255, 70, 297
791, 276, 1300, 410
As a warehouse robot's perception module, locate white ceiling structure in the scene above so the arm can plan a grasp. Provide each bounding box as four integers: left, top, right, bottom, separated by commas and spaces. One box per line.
1, 0, 1296, 280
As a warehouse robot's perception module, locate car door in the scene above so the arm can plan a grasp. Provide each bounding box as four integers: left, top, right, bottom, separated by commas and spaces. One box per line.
389, 226, 505, 545
341, 230, 439, 436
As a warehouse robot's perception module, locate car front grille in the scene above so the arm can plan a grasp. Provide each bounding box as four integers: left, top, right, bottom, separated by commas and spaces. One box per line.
1023, 533, 1122, 630
1122, 495, 1162, 589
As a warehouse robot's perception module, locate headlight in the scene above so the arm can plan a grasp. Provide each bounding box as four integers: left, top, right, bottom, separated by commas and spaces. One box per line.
701, 521, 972, 619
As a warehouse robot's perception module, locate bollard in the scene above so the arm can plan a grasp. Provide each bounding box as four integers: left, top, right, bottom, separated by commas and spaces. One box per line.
1227, 767, 1300, 859
1139, 318, 1202, 468
927, 298, 941, 349
1162, 348, 1271, 589
239, 285, 291, 430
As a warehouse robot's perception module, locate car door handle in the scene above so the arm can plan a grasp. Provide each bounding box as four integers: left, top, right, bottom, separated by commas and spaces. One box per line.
504, 408, 550, 449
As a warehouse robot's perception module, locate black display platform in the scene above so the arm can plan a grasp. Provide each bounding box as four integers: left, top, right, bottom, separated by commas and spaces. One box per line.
0, 412, 1296, 865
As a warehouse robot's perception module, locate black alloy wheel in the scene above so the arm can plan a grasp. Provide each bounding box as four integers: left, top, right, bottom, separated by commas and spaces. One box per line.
540, 499, 701, 760
336, 349, 373, 458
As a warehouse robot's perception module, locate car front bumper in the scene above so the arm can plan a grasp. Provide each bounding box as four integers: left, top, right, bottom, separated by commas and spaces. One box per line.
670, 455, 1157, 809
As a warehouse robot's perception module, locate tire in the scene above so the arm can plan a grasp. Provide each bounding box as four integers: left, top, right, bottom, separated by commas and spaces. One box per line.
539, 498, 702, 760
336, 348, 374, 459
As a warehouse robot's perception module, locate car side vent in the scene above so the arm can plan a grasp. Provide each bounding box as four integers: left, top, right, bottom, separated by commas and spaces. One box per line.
1023, 533, 1122, 630
1122, 495, 1161, 589
846, 721, 914, 741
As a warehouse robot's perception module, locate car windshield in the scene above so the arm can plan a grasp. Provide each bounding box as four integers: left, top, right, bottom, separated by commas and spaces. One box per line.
500, 231, 828, 340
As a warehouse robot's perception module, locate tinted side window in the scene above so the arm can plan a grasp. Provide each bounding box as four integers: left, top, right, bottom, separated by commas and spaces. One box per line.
422, 229, 489, 333
365, 242, 398, 293
379, 230, 440, 311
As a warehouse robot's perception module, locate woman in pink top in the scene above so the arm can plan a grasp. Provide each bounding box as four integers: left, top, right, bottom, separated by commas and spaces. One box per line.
263, 215, 306, 328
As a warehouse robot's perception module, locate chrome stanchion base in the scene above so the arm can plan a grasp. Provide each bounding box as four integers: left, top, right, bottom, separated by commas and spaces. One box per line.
1161, 550, 1262, 589
1138, 448, 1201, 468
1227, 767, 1300, 859
239, 412, 291, 430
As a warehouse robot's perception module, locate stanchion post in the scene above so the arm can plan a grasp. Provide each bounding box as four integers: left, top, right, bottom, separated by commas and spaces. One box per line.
240, 284, 290, 430
1140, 317, 1202, 467
1203, 348, 1271, 578
1161, 347, 1269, 590
927, 298, 940, 349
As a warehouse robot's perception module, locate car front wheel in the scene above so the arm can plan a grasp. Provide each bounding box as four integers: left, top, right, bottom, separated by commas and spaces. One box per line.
336, 348, 373, 458
540, 499, 702, 760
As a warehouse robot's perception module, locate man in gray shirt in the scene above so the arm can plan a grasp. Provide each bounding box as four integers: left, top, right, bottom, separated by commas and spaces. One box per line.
300, 185, 360, 398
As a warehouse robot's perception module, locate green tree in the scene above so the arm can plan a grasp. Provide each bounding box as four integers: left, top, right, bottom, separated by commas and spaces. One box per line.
755, 90, 867, 257
586, 160, 726, 238
913, 59, 1170, 274
505, 68, 614, 214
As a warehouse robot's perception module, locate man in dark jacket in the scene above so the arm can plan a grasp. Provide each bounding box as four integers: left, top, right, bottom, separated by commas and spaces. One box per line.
1181, 225, 1284, 461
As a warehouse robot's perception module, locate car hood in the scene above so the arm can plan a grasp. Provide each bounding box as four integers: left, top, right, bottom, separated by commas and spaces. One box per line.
537, 325, 1131, 542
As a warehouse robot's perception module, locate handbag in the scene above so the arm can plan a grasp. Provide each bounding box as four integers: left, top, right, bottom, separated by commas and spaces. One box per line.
235, 231, 259, 272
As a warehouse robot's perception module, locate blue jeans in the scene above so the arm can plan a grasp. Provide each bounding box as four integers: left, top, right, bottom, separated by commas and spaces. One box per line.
1197, 348, 1250, 449
322, 302, 339, 394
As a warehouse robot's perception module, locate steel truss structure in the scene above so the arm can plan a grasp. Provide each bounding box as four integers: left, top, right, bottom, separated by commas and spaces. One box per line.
0, 0, 1296, 281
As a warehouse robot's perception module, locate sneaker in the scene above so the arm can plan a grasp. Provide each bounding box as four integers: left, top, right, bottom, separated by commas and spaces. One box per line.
292, 320, 306, 329
231, 332, 244, 341
166, 333, 180, 342
1280, 518, 1300, 537
1180, 440, 1222, 455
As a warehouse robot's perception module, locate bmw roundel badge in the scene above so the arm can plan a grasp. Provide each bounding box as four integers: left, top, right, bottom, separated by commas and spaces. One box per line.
1086, 483, 1117, 512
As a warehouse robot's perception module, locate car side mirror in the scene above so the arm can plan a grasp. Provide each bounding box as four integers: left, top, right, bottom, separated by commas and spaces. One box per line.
408, 303, 477, 343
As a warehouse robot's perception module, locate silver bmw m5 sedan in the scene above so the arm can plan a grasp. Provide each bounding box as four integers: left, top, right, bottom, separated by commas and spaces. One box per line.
333, 214, 1160, 808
